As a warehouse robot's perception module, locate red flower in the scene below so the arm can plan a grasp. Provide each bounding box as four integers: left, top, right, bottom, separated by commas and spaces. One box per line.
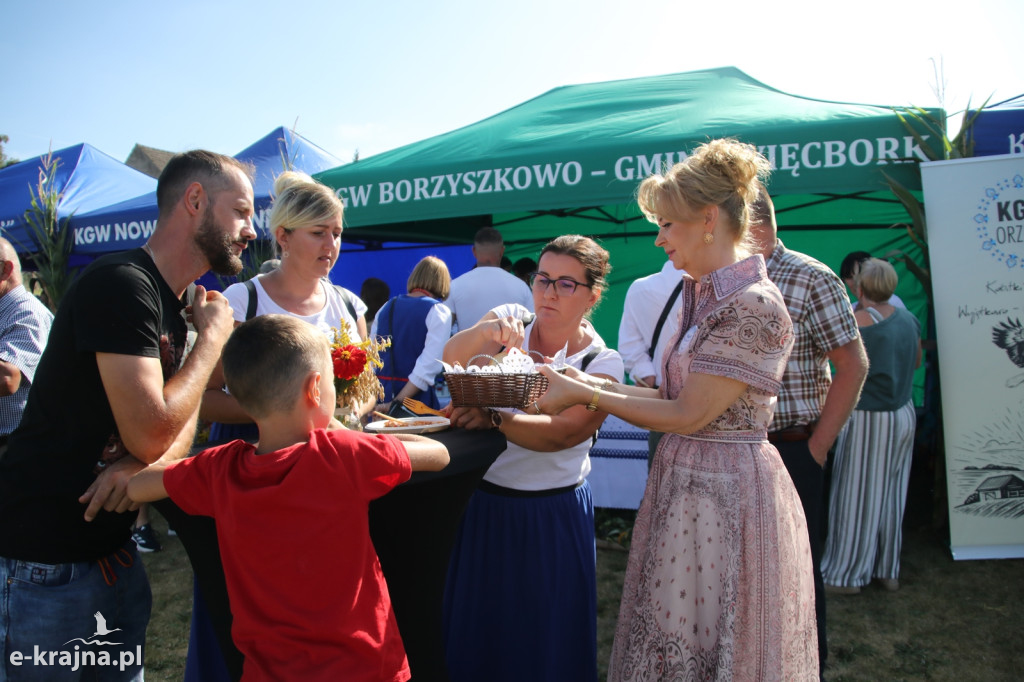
332, 345, 367, 381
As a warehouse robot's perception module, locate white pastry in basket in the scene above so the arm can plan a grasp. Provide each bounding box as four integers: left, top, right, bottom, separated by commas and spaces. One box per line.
500, 347, 535, 373
441, 347, 540, 374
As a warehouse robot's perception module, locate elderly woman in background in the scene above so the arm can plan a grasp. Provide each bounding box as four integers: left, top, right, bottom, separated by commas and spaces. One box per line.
823, 258, 921, 594
372, 256, 452, 412
442, 234, 623, 682
537, 139, 818, 680
202, 170, 369, 441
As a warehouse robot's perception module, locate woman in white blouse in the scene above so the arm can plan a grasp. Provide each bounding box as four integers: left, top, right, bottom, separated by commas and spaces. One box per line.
201, 170, 368, 437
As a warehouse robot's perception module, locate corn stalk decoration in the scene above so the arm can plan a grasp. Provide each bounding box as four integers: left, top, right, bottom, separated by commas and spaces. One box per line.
882, 100, 990, 303
882, 98, 992, 531
22, 152, 78, 311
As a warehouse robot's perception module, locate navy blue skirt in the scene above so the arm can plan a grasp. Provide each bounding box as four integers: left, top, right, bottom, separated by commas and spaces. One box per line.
208, 421, 258, 444
443, 479, 598, 682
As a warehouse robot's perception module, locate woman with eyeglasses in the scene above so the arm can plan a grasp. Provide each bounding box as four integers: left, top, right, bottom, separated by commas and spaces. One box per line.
441, 234, 624, 682
536, 140, 818, 680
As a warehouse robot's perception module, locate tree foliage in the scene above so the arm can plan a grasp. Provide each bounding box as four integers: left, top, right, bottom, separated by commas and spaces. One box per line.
0, 134, 19, 169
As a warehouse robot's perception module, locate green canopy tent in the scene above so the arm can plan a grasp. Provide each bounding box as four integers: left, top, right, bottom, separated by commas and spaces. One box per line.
317, 67, 940, 400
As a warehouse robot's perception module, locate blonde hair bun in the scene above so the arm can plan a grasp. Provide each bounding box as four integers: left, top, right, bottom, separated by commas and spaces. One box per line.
636, 138, 771, 247
272, 170, 316, 198
689, 139, 771, 207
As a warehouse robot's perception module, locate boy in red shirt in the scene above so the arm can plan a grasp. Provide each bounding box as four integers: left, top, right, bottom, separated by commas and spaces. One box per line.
129, 314, 449, 681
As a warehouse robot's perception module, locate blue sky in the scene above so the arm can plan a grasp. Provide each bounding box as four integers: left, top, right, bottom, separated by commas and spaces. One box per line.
4, 0, 1023, 165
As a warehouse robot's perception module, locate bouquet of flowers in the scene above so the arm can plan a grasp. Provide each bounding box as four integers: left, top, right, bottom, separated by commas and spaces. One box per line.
330, 319, 391, 409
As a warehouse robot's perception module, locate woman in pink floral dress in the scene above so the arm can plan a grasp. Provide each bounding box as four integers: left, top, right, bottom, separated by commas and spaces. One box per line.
538, 139, 819, 680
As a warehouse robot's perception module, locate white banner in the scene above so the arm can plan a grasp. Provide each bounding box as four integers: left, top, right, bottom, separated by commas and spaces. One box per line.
923, 153, 1024, 560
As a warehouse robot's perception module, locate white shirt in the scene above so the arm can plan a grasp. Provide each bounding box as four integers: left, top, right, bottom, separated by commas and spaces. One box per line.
371, 300, 453, 391
617, 260, 685, 386
222, 276, 365, 341
445, 266, 533, 333
485, 304, 625, 491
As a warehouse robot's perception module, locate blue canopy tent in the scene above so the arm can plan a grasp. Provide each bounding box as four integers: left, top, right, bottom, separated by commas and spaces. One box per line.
68, 127, 473, 295
0, 143, 156, 257
68, 126, 345, 254
236, 126, 342, 206
967, 94, 1024, 157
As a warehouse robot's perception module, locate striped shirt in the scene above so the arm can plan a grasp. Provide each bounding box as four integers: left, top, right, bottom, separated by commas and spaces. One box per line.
0, 286, 53, 435
764, 240, 859, 432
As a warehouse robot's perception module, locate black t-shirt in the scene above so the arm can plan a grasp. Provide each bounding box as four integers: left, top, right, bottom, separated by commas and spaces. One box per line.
0, 249, 187, 562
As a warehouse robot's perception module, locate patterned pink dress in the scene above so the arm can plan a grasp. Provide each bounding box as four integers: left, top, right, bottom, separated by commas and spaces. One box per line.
608, 256, 819, 681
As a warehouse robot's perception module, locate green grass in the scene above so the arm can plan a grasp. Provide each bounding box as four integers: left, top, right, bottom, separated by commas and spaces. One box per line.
140, 502, 1024, 681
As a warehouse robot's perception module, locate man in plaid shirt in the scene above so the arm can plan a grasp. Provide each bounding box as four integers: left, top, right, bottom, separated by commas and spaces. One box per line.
752, 190, 868, 679
0, 239, 52, 453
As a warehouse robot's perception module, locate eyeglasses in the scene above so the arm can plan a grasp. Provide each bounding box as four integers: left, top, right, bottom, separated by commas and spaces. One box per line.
528, 273, 591, 296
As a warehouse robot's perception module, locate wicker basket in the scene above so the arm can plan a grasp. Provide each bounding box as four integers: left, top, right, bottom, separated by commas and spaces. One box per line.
444, 354, 549, 409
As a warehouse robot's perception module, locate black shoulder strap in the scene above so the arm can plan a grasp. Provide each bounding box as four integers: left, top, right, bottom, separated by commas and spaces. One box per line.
649, 280, 684, 359
581, 342, 606, 447
580, 344, 603, 373
244, 279, 258, 321
335, 285, 358, 321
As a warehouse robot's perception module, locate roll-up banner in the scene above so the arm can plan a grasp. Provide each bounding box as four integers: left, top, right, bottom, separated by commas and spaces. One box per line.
922, 153, 1024, 560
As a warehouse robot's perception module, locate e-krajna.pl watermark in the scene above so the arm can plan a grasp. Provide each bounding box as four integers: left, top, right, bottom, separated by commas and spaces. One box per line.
8, 611, 141, 672
8, 645, 142, 672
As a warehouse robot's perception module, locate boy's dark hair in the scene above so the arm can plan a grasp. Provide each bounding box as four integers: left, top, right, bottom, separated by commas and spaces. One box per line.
156, 150, 253, 215
222, 315, 329, 419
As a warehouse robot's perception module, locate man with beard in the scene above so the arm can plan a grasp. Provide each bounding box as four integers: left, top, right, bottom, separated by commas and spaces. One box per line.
0, 150, 254, 681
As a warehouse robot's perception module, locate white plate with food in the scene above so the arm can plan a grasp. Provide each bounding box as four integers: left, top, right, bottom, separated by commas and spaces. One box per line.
364, 416, 450, 434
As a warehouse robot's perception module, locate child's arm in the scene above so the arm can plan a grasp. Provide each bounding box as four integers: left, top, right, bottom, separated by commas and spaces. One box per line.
391, 434, 450, 472
127, 463, 170, 503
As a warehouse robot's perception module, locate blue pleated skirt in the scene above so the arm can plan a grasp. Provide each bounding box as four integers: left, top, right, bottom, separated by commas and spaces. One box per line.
443, 479, 598, 682
208, 421, 258, 444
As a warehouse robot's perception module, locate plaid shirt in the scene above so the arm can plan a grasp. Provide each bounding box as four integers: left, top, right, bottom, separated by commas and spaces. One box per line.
0, 286, 53, 435
764, 240, 859, 431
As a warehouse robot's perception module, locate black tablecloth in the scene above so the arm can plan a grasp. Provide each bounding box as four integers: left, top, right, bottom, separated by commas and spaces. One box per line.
369, 428, 506, 681
157, 427, 506, 682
